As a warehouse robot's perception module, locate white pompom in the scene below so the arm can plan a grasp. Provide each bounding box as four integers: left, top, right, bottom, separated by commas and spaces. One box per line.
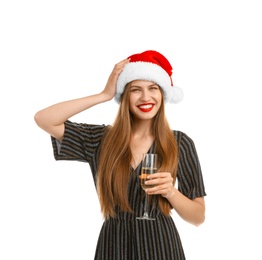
169, 86, 184, 104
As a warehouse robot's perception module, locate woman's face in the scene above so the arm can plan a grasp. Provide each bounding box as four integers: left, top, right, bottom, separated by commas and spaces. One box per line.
128, 80, 162, 121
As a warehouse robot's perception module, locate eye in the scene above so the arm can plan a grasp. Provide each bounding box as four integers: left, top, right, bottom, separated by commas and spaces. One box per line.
149, 86, 159, 91
130, 88, 141, 92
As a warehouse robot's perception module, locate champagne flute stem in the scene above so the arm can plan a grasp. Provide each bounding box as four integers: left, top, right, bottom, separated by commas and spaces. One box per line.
144, 194, 149, 217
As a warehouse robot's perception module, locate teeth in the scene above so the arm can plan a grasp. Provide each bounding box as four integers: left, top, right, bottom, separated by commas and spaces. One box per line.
139, 105, 153, 109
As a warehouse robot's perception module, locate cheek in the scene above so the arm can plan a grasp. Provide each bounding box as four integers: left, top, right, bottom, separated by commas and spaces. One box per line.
128, 96, 136, 112
129, 96, 134, 107
154, 93, 162, 104
129, 93, 140, 105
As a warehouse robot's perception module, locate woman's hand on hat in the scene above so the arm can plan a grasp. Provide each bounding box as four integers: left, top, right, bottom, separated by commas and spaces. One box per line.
101, 58, 130, 100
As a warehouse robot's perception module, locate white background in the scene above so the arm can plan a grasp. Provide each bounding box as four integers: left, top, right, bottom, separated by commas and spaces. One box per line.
1, 0, 262, 259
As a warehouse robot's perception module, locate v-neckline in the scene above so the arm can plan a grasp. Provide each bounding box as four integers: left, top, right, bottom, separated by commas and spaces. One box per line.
131, 142, 155, 172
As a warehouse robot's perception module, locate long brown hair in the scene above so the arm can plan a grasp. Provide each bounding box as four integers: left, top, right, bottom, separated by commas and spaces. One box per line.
97, 83, 178, 218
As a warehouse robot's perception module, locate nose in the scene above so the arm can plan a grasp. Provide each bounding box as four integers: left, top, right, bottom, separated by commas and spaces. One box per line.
140, 89, 150, 101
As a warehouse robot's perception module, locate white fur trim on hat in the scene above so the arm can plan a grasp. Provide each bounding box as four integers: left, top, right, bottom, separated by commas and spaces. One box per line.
115, 62, 183, 104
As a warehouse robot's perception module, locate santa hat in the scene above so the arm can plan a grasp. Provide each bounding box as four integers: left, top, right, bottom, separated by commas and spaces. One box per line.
115, 50, 184, 104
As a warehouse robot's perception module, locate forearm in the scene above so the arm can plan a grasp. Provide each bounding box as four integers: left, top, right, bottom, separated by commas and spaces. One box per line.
36, 93, 109, 125
166, 188, 205, 226
34, 58, 130, 138
145, 172, 206, 226
34, 92, 110, 140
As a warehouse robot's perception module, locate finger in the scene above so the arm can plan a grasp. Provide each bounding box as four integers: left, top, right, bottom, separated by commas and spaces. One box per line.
146, 186, 169, 196
145, 176, 172, 186
147, 172, 171, 179
115, 58, 130, 70
146, 172, 163, 179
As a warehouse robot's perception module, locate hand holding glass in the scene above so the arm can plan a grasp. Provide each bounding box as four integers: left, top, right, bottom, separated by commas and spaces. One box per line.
136, 153, 158, 220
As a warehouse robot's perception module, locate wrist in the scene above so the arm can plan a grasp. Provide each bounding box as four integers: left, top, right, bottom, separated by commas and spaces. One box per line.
164, 187, 176, 199
99, 91, 114, 102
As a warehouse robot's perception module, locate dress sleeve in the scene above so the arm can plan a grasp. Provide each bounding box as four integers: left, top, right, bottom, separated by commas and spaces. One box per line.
51, 120, 107, 165
175, 131, 207, 199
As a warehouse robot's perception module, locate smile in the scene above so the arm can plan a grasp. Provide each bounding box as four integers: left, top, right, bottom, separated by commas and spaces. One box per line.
137, 104, 154, 112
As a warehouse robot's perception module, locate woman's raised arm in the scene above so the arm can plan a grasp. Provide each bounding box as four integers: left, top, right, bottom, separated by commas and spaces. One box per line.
34, 58, 129, 141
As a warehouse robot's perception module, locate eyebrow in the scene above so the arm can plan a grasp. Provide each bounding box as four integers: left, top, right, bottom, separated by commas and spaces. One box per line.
130, 83, 159, 88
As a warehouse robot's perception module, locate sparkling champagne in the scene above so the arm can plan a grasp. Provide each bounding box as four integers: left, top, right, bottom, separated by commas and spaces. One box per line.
140, 167, 157, 190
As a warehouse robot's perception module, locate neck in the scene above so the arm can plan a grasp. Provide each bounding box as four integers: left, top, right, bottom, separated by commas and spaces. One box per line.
131, 119, 154, 138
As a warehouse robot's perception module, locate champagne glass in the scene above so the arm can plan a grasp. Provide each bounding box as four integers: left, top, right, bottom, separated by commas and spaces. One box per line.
136, 153, 158, 220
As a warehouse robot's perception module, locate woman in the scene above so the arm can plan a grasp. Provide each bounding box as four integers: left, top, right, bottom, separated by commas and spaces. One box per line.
34, 50, 206, 259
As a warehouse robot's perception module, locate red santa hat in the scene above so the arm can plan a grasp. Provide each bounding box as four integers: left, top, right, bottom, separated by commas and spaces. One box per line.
115, 50, 184, 104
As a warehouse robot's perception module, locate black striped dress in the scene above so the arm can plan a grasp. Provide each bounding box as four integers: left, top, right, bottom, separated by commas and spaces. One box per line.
51, 120, 206, 260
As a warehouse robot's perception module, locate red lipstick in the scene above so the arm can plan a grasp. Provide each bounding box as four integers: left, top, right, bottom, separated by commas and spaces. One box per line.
137, 103, 154, 112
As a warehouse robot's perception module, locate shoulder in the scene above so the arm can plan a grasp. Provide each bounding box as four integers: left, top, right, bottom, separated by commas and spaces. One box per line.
65, 120, 108, 129
64, 120, 111, 140
65, 120, 110, 133
172, 130, 193, 142
172, 130, 198, 149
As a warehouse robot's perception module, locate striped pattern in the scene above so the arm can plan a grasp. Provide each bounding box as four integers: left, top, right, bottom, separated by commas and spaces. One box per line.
51, 120, 206, 259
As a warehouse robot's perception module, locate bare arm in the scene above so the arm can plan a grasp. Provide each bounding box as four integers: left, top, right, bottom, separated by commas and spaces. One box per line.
165, 186, 205, 226
145, 172, 205, 226
34, 59, 129, 142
